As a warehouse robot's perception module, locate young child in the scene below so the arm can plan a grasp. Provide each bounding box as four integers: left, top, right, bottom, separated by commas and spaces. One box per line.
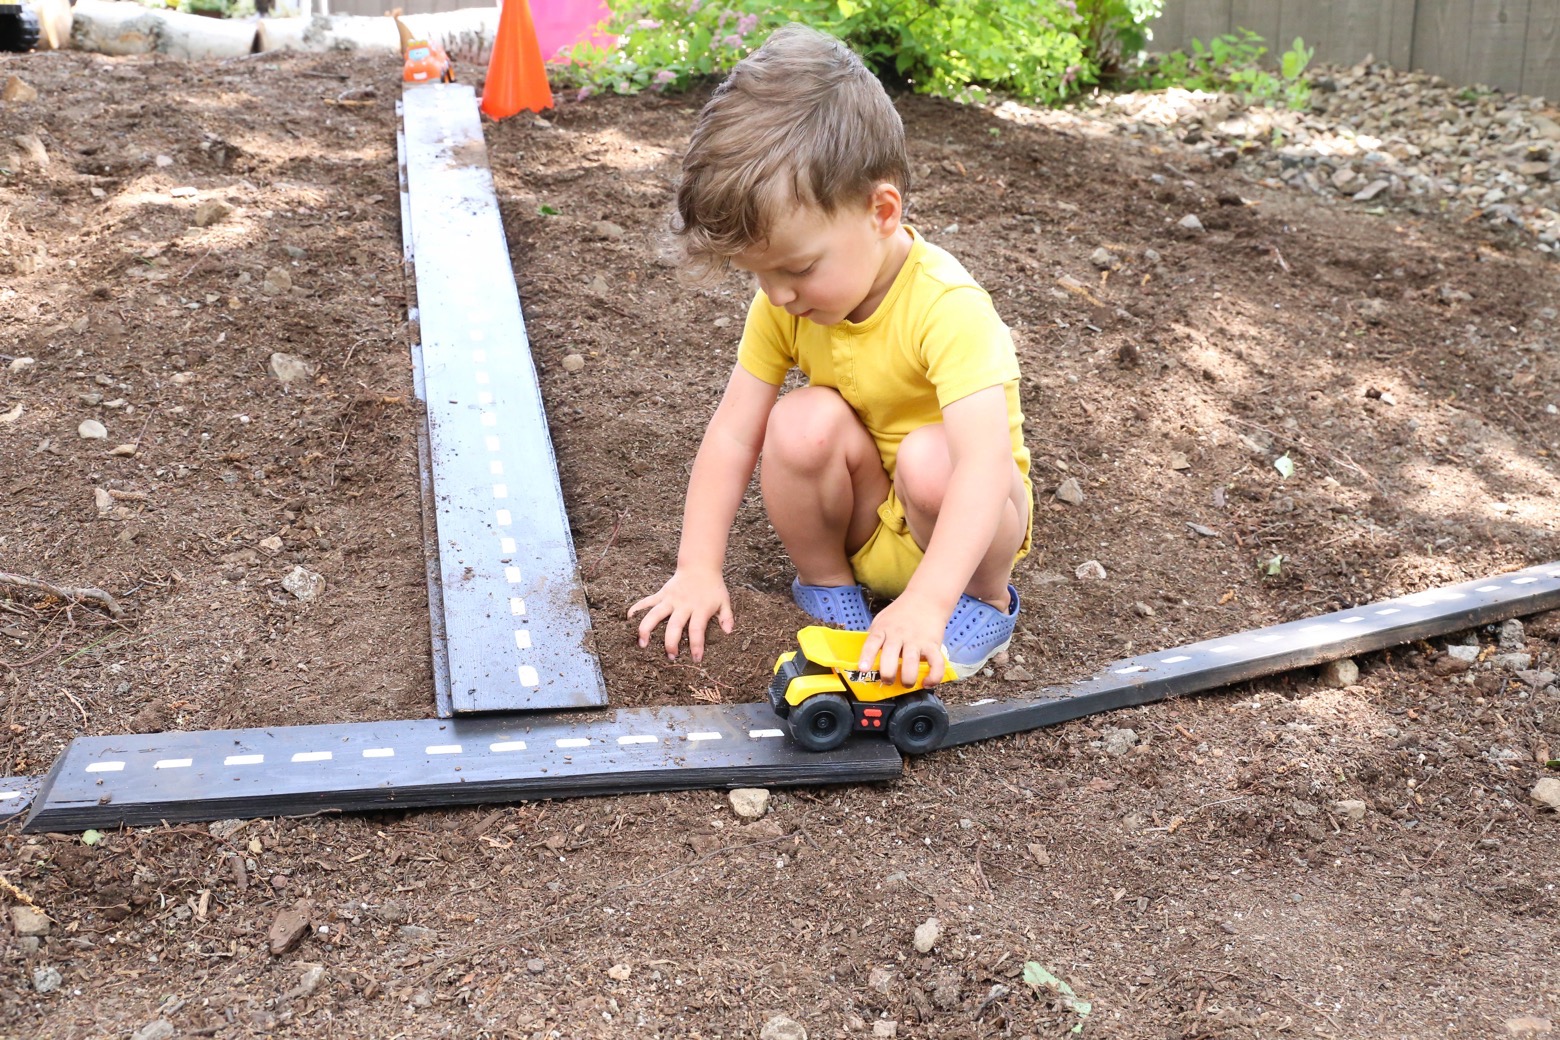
629, 24, 1032, 687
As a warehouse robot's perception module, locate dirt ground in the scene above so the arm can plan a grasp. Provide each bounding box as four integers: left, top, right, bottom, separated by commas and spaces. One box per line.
2, 47, 1560, 1040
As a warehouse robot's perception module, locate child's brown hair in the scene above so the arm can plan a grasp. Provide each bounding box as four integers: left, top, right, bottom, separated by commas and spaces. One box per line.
675, 24, 910, 267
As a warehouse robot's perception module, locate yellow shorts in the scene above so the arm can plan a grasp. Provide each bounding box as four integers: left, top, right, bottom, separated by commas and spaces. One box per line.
848, 481, 1033, 600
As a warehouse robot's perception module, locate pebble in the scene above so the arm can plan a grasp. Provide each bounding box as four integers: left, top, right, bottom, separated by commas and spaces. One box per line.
1, 75, 37, 103
1169, 451, 1191, 470
398, 924, 438, 942
1531, 778, 1560, 812
1074, 560, 1107, 580
588, 219, 625, 240
8, 356, 35, 374
1318, 657, 1359, 687
262, 267, 293, 296
12, 133, 48, 168
561, 353, 585, 373
1089, 246, 1118, 269
1446, 644, 1481, 663
1100, 726, 1138, 756
872, 1022, 898, 1038
607, 963, 632, 980
759, 1015, 807, 1040
269, 352, 312, 384
1498, 619, 1526, 650
281, 565, 325, 602
0, 403, 21, 424
78, 418, 108, 440
728, 787, 770, 819
32, 967, 62, 994
525, 958, 546, 973
1132, 601, 1155, 617
130, 1020, 174, 1040
1176, 213, 1204, 232
195, 199, 234, 227
1331, 799, 1368, 820
1492, 652, 1533, 672
913, 917, 941, 953
1054, 476, 1085, 505
94, 488, 114, 514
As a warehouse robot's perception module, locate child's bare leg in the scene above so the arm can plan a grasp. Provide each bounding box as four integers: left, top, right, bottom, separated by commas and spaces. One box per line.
760, 386, 890, 587
896, 423, 1029, 609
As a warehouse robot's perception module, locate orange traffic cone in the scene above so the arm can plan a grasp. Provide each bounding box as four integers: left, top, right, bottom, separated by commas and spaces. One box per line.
480, 0, 554, 119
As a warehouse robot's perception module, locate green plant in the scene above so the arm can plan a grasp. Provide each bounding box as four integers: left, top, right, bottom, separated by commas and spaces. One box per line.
560, 0, 1164, 105
1129, 29, 1313, 109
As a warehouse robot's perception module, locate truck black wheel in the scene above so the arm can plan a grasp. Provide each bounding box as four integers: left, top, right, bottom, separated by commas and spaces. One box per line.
0, 7, 40, 53
887, 691, 948, 755
789, 692, 852, 753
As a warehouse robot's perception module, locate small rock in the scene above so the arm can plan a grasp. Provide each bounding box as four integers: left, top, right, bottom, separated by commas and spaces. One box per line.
728, 787, 770, 819
267, 900, 314, 955
399, 924, 438, 942
8, 356, 35, 374
606, 962, 632, 980
1, 75, 37, 104
760, 1015, 807, 1040
1446, 644, 1481, 662
32, 966, 62, 994
872, 1022, 898, 1039
1003, 665, 1033, 682
1505, 1017, 1554, 1038
258, 535, 284, 554
1100, 727, 1138, 756
195, 199, 235, 227
208, 819, 246, 839
283, 244, 307, 260
1357, 298, 1390, 324
93, 488, 114, 514
525, 958, 546, 974
1492, 652, 1533, 672
588, 273, 610, 295
1352, 178, 1390, 201
78, 418, 108, 440
561, 353, 586, 373
109, 443, 137, 456
289, 963, 326, 1000
1331, 799, 1367, 821
913, 917, 941, 954
1531, 778, 1560, 811
1132, 601, 1155, 618
281, 566, 325, 602
154, 154, 173, 168
1074, 560, 1107, 580
1498, 619, 1526, 650
1089, 246, 1118, 269
1318, 658, 1359, 688
1168, 451, 1191, 470
1054, 477, 1084, 505
1177, 213, 1204, 232
262, 267, 293, 296
269, 352, 312, 384
13, 134, 47, 168
1027, 843, 1051, 866
1185, 522, 1218, 538
587, 220, 625, 240
867, 966, 896, 994
12, 906, 51, 937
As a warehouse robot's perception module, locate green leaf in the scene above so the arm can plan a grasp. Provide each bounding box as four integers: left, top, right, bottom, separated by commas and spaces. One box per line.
1264, 554, 1284, 576
1273, 454, 1295, 479
1023, 962, 1092, 1030
537, 204, 559, 216
82, 829, 103, 846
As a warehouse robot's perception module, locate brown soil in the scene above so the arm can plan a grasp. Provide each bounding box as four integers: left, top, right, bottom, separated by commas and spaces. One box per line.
3, 49, 1560, 1040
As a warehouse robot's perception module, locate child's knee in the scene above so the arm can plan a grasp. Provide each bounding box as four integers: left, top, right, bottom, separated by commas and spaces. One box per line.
764, 387, 853, 467
895, 424, 951, 517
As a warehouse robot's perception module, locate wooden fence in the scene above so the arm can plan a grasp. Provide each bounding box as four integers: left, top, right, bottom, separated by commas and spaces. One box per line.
321, 0, 1560, 100
1152, 0, 1559, 99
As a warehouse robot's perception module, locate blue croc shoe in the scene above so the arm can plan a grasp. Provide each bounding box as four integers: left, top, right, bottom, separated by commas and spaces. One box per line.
943, 585, 1020, 674
791, 578, 875, 631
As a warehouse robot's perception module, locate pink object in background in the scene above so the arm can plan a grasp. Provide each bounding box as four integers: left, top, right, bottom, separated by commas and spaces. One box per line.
530, 0, 615, 60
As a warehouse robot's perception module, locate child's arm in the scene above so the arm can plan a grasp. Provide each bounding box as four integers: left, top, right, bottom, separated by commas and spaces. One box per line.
861, 385, 1016, 685
629, 364, 780, 662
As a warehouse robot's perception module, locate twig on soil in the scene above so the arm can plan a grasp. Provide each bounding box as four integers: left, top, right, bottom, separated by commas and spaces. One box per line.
327, 419, 354, 488
175, 249, 214, 286
1269, 245, 1291, 273
0, 571, 124, 618
130, 403, 161, 458
1223, 417, 1380, 487
583, 512, 625, 579
61, 687, 89, 727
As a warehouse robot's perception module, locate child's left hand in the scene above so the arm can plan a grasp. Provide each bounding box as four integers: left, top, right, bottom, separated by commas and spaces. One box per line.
858, 591, 949, 687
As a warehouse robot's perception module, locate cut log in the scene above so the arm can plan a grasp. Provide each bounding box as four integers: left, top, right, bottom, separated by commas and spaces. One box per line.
255, 9, 497, 63
71, 0, 257, 60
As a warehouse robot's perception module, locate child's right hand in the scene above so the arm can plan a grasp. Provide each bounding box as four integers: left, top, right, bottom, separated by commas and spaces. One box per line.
628, 569, 734, 664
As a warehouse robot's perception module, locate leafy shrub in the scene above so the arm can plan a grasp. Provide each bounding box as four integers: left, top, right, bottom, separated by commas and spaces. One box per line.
560, 0, 1165, 105
1130, 30, 1314, 109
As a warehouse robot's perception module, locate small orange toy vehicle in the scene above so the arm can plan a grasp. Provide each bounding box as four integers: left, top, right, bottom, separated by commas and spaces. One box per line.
769, 626, 952, 755
403, 37, 454, 84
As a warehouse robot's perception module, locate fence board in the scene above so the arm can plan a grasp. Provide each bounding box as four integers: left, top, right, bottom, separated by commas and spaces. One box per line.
1230, 0, 1280, 47
1524, 1, 1560, 98
1464, 0, 1531, 89
1411, 0, 1472, 81
1181, 0, 1233, 45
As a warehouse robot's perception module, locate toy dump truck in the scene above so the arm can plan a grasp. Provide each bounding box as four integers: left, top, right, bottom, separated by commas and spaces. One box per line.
769, 626, 951, 755
0, 1, 39, 52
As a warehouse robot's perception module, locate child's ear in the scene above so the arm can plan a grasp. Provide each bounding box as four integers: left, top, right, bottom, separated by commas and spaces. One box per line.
867, 182, 903, 237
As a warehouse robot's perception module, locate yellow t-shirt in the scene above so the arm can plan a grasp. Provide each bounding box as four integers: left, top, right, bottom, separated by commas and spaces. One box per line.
737, 228, 1029, 483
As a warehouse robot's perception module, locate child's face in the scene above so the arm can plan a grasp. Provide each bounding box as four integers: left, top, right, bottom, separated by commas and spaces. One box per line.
731, 184, 907, 326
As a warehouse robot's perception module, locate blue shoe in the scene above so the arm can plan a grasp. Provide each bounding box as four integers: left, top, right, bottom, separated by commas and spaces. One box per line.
943, 585, 1019, 674
791, 578, 874, 631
